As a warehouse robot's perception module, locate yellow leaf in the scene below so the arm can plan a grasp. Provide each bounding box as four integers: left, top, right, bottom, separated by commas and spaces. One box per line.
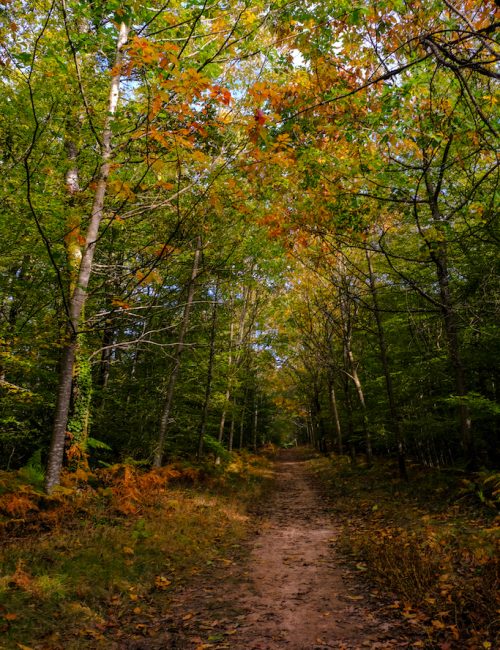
154, 575, 172, 590
123, 546, 134, 555
431, 619, 446, 629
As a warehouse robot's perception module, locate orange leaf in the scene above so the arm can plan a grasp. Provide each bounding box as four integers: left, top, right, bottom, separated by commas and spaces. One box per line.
254, 109, 267, 125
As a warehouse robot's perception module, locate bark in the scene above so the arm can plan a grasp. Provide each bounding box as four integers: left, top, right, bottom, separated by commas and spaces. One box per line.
328, 377, 343, 455
154, 237, 202, 467
365, 250, 408, 480
312, 382, 327, 452
217, 317, 234, 444
252, 394, 258, 452
338, 272, 372, 465
238, 390, 247, 450
198, 279, 219, 458
228, 403, 236, 452
348, 351, 372, 464
423, 160, 475, 468
239, 405, 245, 450
342, 365, 355, 458
98, 322, 115, 390
218, 283, 251, 444
45, 22, 129, 494
434, 242, 474, 466
0, 258, 29, 387
64, 128, 92, 466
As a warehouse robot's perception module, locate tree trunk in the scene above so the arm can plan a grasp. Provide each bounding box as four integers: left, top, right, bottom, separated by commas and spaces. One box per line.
328, 377, 343, 454
348, 351, 372, 464
64, 132, 92, 469
342, 364, 355, 459
339, 291, 372, 465
217, 320, 233, 445
198, 278, 219, 458
365, 249, 407, 480
228, 403, 236, 452
312, 382, 326, 452
423, 161, 475, 469
239, 390, 247, 450
433, 242, 474, 467
252, 394, 258, 452
45, 22, 129, 494
218, 283, 251, 444
154, 236, 202, 467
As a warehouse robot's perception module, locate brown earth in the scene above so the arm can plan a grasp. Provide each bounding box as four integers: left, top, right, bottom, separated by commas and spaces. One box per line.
126, 450, 419, 649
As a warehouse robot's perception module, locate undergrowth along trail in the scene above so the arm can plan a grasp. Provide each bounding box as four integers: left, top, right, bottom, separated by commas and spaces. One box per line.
311, 455, 500, 649
0, 453, 273, 649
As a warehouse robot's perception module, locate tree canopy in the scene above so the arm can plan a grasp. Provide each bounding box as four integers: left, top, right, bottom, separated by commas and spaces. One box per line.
0, 0, 498, 488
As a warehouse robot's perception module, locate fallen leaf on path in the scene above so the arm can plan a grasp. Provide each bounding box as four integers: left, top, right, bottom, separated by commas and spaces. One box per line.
345, 594, 363, 600
154, 575, 171, 589
431, 619, 446, 629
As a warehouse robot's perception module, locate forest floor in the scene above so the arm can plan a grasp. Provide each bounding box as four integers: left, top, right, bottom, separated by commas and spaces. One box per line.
156, 448, 418, 650
1, 449, 498, 649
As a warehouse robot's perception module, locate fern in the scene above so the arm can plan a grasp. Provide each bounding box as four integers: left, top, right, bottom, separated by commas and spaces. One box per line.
18, 449, 44, 486
86, 437, 112, 451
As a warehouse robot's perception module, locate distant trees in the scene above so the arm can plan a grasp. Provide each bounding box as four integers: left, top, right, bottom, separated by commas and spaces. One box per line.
261, 0, 499, 470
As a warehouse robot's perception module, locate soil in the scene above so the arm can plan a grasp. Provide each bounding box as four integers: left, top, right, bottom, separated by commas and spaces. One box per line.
127, 450, 417, 649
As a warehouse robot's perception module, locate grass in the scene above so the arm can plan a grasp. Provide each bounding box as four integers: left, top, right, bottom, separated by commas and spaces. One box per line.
310, 456, 500, 649
0, 452, 274, 649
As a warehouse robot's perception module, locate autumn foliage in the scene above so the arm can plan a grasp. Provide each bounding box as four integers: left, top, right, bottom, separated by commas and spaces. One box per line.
312, 456, 500, 648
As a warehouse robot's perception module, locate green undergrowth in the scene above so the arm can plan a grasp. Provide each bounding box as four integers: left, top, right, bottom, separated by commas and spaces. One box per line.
310, 456, 499, 649
0, 452, 274, 649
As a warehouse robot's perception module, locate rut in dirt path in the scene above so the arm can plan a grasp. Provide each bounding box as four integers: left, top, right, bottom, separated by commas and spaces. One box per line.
228, 450, 402, 650
156, 450, 412, 650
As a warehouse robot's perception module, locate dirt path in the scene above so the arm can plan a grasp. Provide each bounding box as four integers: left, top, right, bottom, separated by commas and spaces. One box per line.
150, 450, 412, 649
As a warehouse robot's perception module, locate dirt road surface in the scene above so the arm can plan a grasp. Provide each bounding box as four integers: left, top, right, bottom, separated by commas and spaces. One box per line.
140, 450, 414, 649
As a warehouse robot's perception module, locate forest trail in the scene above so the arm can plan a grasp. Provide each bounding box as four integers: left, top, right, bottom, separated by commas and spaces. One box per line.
157, 450, 411, 650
